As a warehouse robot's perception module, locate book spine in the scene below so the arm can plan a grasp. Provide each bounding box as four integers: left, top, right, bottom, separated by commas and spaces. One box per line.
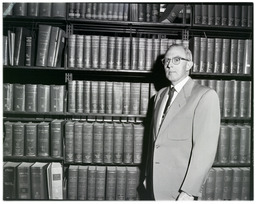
222, 168, 233, 200
145, 38, 153, 70
223, 80, 232, 118
99, 36, 108, 69
123, 82, 130, 114
116, 167, 127, 200
76, 81, 84, 113
208, 5, 214, 25
234, 5, 241, 27
107, 36, 116, 69
115, 37, 123, 69
140, 83, 149, 115
83, 81, 91, 113
228, 5, 235, 26
39, 3, 52, 17
221, 5, 228, 26
3, 35, 8, 65
123, 123, 133, 164
118, 3, 124, 21
65, 122, 74, 163
25, 123, 37, 156
92, 35, 100, 68
78, 166, 88, 200
90, 81, 98, 113
68, 166, 78, 199
113, 82, 123, 114
13, 122, 25, 156
201, 5, 208, 25
152, 4, 160, 22
239, 125, 250, 164
47, 27, 59, 67
14, 27, 23, 66
130, 83, 141, 114
106, 166, 117, 200
126, 167, 139, 200
221, 39, 231, 73
51, 120, 63, 158
206, 38, 215, 73
4, 163, 19, 199
214, 5, 221, 25
84, 35, 92, 68
199, 37, 207, 72
243, 39, 252, 74
75, 35, 84, 68
230, 39, 238, 74
68, 34, 76, 68
4, 122, 13, 156
31, 164, 48, 199
25, 84, 37, 112
37, 122, 50, 157
13, 84, 25, 111
213, 168, 224, 200
123, 37, 131, 70
74, 122, 83, 163
107, 3, 113, 20
152, 38, 160, 64
3, 83, 13, 111
13, 3, 27, 16
102, 3, 108, 20
138, 4, 145, 22
138, 38, 146, 70
80, 3, 86, 19
52, 3, 66, 18
204, 168, 215, 200
50, 85, 65, 112
95, 166, 106, 200
231, 80, 240, 118
98, 81, 106, 113
105, 81, 113, 114
85, 3, 92, 19
112, 4, 119, 20
241, 6, 248, 27
123, 4, 129, 21
213, 38, 223, 73
241, 168, 250, 200
237, 39, 245, 73
217, 125, 230, 164
146, 4, 152, 22
229, 125, 240, 163
87, 166, 96, 200
36, 25, 52, 67
82, 122, 93, 163
25, 36, 32, 66
133, 124, 144, 164
239, 81, 250, 118
93, 122, 104, 163
104, 123, 114, 163
114, 123, 124, 163
17, 164, 32, 199
131, 37, 138, 70
37, 85, 50, 113
231, 168, 242, 199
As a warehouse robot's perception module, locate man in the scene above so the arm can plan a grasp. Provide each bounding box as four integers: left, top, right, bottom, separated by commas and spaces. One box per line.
144, 44, 220, 200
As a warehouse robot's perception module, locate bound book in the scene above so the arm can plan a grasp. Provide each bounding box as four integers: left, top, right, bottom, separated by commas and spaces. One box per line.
47, 162, 63, 199
123, 123, 133, 164
13, 84, 25, 112
37, 122, 50, 157
47, 27, 60, 67
84, 35, 92, 68
159, 4, 184, 23
95, 166, 106, 200
229, 125, 240, 163
222, 168, 233, 200
213, 168, 224, 200
76, 80, 84, 113
88, 166, 96, 200
104, 122, 114, 163
17, 162, 33, 199
133, 123, 144, 164
68, 34, 76, 68
39, 3, 52, 17
51, 120, 64, 158
75, 35, 84, 68
78, 166, 88, 200
83, 81, 91, 113
93, 122, 104, 163
3, 83, 13, 111
74, 122, 83, 163
37, 84, 50, 113
126, 167, 139, 200
25, 84, 37, 112
4, 122, 13, 156
25, 122, 37, 156
116, 166, 127, 200
82, 122, 93, 163
27, 3, 39, 17
217, 125, 230, 164
114, 123, 124, 164
65, 121, 74, 163
106, 166, 117, 200
13, 122, 25, 156
68, 165, 78, 200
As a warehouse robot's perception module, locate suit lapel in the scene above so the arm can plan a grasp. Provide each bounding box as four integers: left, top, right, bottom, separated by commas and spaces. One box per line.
157, 78, 195, 137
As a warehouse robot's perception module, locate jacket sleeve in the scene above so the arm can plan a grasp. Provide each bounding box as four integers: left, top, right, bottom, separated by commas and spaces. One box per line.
181, 89, 221, 196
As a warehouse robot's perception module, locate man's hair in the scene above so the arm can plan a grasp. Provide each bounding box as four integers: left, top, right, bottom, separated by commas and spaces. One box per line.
166, 44, 193, 61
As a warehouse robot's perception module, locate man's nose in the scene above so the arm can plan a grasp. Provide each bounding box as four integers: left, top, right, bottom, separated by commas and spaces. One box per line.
166, 60, 173, 69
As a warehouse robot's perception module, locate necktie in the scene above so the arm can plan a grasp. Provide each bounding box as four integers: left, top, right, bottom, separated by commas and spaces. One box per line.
163, 86, 175, 117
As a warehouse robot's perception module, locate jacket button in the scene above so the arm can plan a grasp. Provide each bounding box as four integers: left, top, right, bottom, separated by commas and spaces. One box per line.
155, 145, 160, 148
155, 162, 160, 164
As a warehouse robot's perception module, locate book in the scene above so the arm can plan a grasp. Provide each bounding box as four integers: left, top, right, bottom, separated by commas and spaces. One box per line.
88, 166, 96, 200
214, 5, 221, 25
50, 85, 65, 112
237, 39, 245, 73
239, 81, 250, 118
213, 38, 223, 73
123, 82, 131, 114
217, 125, 230, 164
36, 25, 52, 67
4, 122, 13, 156
247, 5, 252, 27
75, 35, 84, 68
39, 3, 52, 17
229, 125, 240, 163
80, 3, 86, 19
160, 4, 184, 23
13, 84, 25, 112
95, 166, 106, 200
84, 35, 92, 68
98, 81, 106, 113
222, 168, 233, 200
82, 122, 93, 163
83, 81, 91, 113
105, 81, 113, 114
93, 122, 104, 163
221, 5, 228, 26
65, 121, 74, 163
241, 6, 248, 27
123, 123, 134, 164
78, 166, 88, 200
215, 80, 224, 116
47, 162, 63, 199
112, 3, 119, 20
116, 166, 127, 200
228, 5, 235, 26
145, 4, 152, 22
123, 37, 131, 70
206, 38, 215, 73
13, 3, 27, 16
230, 39, 238, 73
113, 82, 123, 114
68, 165, 78, 200
234, 5, 241, 27
126, 167, 139, 200
152, 4, 160, 22
133, 123, 144, 164
25, 122, 37, 156
8, 30, 15, 66
37, 122, 50, 157
223, 80, 232, 118
106, 166, 117, 200
17, 162, 33, 199
213, 168, 224, 200
76, 81, 84, 113
104, 122, 114, 163
3, 35, 8, 65
231, 168, 242, 200
99, 36, 108, 69
92, 35, 100, 68
204, 168, 215, 200
138, 38, 146, 70
208, 5, 215, 25
241, 168, 250, 200
145, 38, 153, 70
25, 84, 37, 112
107, 36, 116, 69
199, 37, 207, 72
221, 39, 231, 73
13, 122, 25, 156
51, 120, 63, 158
115, 37, 123, 69
25, 34, 36, 66
31, 162, 49, 199
47, 27, 60, 67
85, 3, 92, 19
4, 162, 20, 200
131, 37, 138, 70
152, 38, 160, 64
102, 3, 108, 20
3, 83, 13, 111
74, 122, 83, 163
3, 3, 13, 16
91, 81, 98, 113
68, 34, 76, 68
231, 80, 240, 118
239, 125, 250, 164
114, 123, 124, 164
192, 37, 200, 72
27, 3, 39, 16
74, 3, 80, 18
37, 84, 50, 112
243, 39, 252, 74
52, 3, 66, 17
194, 5, 202, 24
201, 4, 208, 25
130, 83, 141, 114
140, 83, 149, 115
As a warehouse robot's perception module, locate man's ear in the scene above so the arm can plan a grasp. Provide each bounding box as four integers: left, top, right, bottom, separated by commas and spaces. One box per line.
186, 61, 193, 71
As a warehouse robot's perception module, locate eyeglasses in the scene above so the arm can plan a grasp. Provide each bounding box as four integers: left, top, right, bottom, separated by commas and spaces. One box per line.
161, 57, 190, 65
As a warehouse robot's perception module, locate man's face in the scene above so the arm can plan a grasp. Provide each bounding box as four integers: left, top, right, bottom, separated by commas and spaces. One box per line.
163, 46, 190, 85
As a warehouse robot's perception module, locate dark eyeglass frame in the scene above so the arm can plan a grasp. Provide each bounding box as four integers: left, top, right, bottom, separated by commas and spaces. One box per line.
161, 57, 190, 65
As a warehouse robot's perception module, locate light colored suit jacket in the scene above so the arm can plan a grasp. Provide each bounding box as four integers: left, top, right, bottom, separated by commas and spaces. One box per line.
146, 77, 220, 200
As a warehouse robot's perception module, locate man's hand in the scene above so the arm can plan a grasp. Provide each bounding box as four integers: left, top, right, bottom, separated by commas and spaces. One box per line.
177, 191, 194, 201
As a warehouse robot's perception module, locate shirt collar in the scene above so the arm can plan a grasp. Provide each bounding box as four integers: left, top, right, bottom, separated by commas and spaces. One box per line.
172, 76, 190, 93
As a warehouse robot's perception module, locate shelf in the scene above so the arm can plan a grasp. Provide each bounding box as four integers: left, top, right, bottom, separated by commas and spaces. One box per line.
191, 72, 252, 81
3, 15, 66, 23
221, 117, 251, 123
213, 163, 251, 168
3, 156, 64, 162
3, 65, 65, 71
64, 162, 141, 166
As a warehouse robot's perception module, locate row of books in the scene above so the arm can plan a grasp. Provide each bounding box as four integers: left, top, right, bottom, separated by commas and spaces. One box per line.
191, 37, 252, 74
3, 25, 66, 67
201, 167, 250, 200
67, 165, 140, 200
3, 162, 63, 200
64, 121, 144, 164
68, 34, 188, 70
195, 80, 251, 118
215, 124, 251, 164
3, 83, 65, 113
3, 120, 63, 158
68, 80, 153, 115
3, 3, 66, 18
194, 4, 252, 27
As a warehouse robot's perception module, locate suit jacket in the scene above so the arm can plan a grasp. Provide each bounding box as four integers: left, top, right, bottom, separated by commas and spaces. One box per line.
145, 77, 220, 200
